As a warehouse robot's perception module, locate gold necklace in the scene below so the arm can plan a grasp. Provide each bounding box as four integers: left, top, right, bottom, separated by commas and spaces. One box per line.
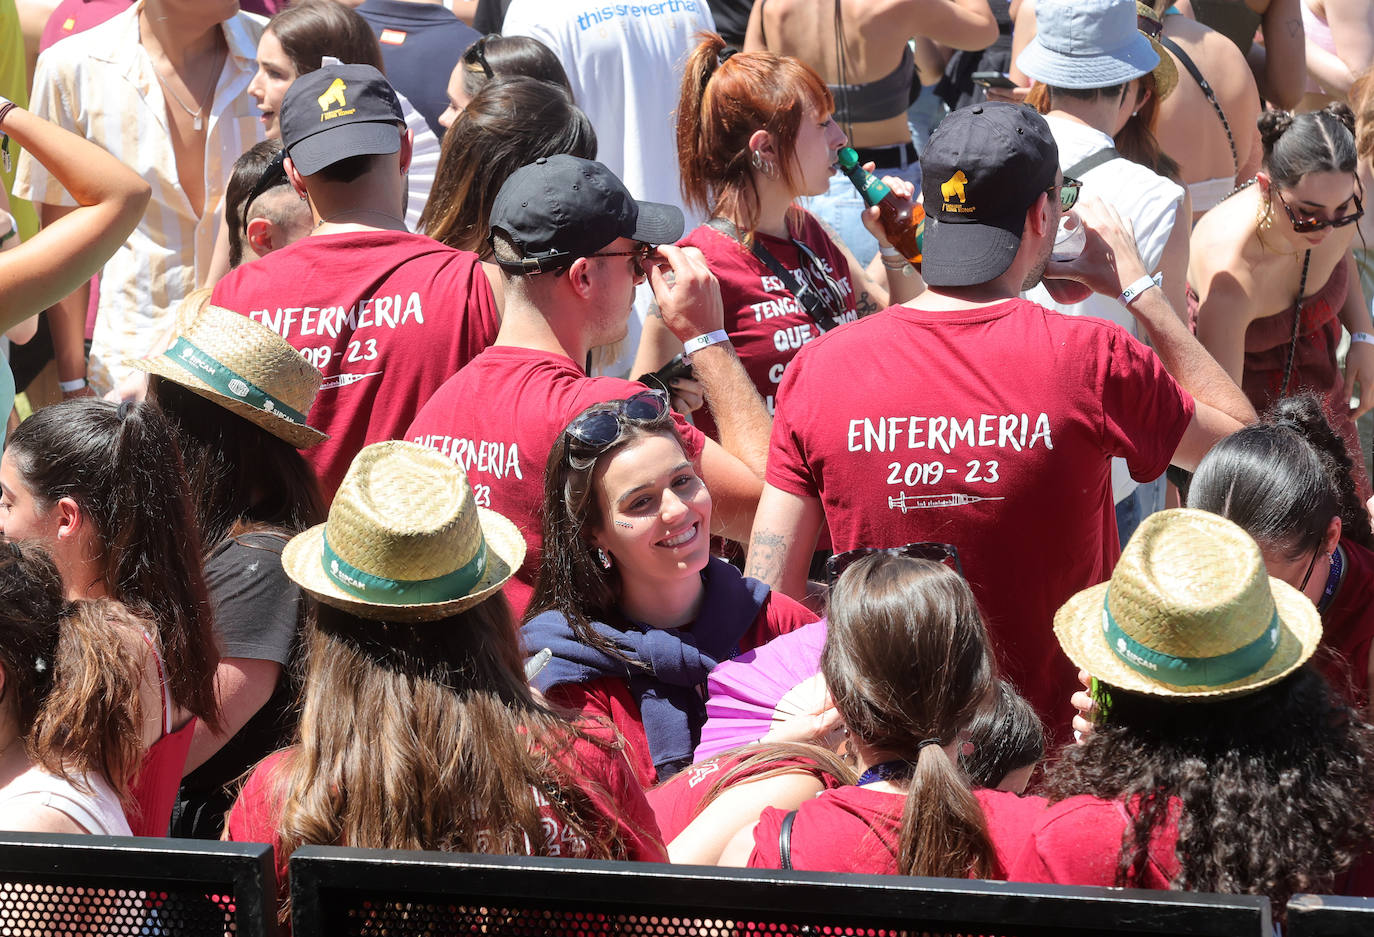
155, 44, 224, 132
315, 209, 407, 230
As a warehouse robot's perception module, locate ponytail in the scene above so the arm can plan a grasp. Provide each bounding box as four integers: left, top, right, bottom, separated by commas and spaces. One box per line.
675, 33, 833, 235
1188, 392, 1373, 553
8, 399, 221, 730
823, 555, 997, 879
28, 600, 147, 804
899, 741, 1001, 879
1269, 395, 1374, 550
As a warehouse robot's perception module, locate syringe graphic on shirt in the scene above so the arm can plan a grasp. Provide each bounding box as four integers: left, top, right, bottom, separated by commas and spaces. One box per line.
887, 492, 1006, 513
320, 370, 382, 391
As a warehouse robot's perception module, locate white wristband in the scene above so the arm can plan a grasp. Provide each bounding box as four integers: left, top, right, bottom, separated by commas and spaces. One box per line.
58, 377, 87, 393
1119, 273, 1161, 307
682, 329, 730, 356
879, 244, 902, 259
1350, 332, 1374, 347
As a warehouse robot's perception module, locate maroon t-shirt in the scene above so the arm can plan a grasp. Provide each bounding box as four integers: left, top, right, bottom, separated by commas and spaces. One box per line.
766, 300, 1195, 733
749, 785, 1046, 875
405, 346, 705, 619
1319, 539, 1374, 710
680, 213, 857, 438
211, 230, 500, 499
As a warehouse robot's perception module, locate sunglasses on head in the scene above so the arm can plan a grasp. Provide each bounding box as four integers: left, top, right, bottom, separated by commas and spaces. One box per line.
464, 35, 495, 78
825, 541, 964, 585
241, 150, 288, 232
564, 390, 671, 452
1275, 189, 1364, 233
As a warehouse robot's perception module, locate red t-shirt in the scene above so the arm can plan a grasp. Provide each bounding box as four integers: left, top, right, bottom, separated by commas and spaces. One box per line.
544, 590, 815, 789
748, 785, 1046, 875
1319, 539, 1374, 710
646, 747, 847, 844
765, 300, 1195, 733
405, 346, 705, 619
680, 213, 856, 438
225, 726, 667, 899
211, 231, 500, 499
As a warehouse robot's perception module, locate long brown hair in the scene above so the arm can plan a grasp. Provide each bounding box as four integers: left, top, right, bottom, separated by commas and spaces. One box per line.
274, 596, 639, 870
7, 399, 220, 731
421, 77, 597, 257
0, 540, 145, 804
822, 555, 999, 879
677, 33, 833, 235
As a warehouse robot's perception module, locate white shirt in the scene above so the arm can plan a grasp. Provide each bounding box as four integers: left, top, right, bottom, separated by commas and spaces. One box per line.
1024, 114, 1184, 503
501, 0, 714, 228
14, 3, 267, 395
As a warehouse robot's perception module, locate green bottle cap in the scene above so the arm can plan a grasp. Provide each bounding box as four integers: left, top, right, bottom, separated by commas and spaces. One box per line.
836, 147, 860, 170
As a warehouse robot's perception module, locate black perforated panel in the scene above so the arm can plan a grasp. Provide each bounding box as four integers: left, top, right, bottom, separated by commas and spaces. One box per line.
0, 881, 239, 935
321, 896, 984, 937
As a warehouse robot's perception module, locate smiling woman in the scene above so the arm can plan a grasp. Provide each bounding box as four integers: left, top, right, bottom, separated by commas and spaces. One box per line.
521, 393, 818, 788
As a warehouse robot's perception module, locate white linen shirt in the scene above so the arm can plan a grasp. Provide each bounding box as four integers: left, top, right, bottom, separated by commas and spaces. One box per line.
14, 3, 266, 394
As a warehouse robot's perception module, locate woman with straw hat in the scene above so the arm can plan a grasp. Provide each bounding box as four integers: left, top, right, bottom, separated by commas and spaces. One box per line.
1013, 508, 1374, 913
127, 293, 327, 839
226, 441, 665, 915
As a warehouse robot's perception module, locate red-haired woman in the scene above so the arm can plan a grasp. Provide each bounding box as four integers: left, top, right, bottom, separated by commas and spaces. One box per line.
631, 35, 924, 457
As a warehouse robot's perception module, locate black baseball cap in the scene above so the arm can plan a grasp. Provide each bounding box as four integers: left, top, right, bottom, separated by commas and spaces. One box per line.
280, 64, 405, 176
919, 103, 1060, 288
488, 155, 684, 274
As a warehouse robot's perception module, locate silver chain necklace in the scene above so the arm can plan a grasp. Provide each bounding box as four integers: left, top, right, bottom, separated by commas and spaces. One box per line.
155, 45, 223, 132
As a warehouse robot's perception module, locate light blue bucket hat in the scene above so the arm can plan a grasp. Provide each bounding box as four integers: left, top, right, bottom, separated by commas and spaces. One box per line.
1017, 0, 1160, 90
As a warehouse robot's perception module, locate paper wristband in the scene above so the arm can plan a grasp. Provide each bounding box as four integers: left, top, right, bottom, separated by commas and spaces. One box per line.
57, 377, 87, 393
683, 330, 730, 355
164, 337, 309, 425
321, 532, 488, 605
1101, 594, 1279, 687
1350, 332, 1374, 347
1118, 273, 1162, 307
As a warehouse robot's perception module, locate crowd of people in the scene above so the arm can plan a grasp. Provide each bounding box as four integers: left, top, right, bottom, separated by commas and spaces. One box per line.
2, 0, 1374, 925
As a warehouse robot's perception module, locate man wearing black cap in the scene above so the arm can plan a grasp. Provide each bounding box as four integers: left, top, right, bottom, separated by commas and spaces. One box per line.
211, 63, 500, 500
407, 154, 771, 619
744, 102, 1255, 733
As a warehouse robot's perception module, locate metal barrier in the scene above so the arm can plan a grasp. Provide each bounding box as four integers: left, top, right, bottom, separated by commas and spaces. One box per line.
1287, 894, 1374, 936
0, 832, 277, 936
289, 848, 1273, 937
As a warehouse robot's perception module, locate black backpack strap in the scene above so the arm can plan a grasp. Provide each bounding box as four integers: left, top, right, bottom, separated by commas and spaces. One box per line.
778, 809, 799, 871
1157, 34, 1238, 174
1065, 147, 1120, 180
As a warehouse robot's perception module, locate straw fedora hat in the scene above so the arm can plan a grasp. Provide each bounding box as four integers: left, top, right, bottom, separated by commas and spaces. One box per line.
1135, 2, 1179, 102
1054, 509, 1321, 698
129, 296, 327, 449
282, 441, 526, 622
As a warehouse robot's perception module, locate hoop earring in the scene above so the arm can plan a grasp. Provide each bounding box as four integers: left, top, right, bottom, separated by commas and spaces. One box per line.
1257, 194, 1273, 232
597, 548, 613, 570
750, 149, 776, 179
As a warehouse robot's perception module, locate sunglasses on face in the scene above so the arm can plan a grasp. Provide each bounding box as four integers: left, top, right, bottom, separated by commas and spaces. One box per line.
564, 390, 671, 451
1276, 190, 1364, 233
1049, 176, 1082, 212
825, 541, 964, 585
590, 243, 656, 276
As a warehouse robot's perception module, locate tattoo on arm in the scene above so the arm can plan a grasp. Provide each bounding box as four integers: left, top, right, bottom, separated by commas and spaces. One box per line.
855, 289, 881, 318
1285, 16, 1301, 37
745, 530, 790, 586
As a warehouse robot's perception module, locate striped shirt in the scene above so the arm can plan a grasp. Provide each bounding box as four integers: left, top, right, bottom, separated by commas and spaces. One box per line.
14, 3, 265, 394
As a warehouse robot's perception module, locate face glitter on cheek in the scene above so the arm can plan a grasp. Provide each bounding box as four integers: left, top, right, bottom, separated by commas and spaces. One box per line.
614, 520, 633, 529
